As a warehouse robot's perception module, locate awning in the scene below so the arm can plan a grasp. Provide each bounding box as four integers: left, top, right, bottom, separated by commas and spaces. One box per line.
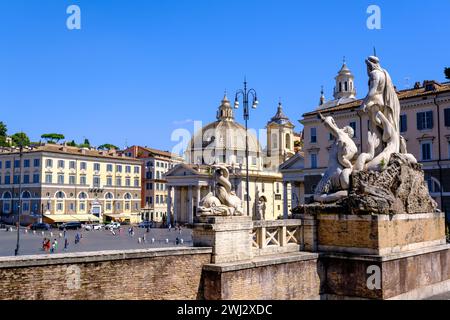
43, 214, 100, 223
103, 213, 132, 220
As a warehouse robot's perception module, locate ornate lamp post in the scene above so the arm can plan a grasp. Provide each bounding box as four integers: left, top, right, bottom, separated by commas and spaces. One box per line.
14, 145, 23, 256
234, 79, 259, 217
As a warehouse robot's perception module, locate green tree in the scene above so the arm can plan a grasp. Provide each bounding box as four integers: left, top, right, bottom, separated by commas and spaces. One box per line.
11, 132, 31, 147
66, 140, 77, 147
445, 67, 450, 80
0, 121, 7, 137
98, 143, 118, 151
41, 133, 65, 144
78, 138, 91, 148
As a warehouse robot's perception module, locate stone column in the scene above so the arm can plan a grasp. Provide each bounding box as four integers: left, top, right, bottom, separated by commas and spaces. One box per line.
196, 186, 201, 217
167, 186, 173, 226
187, 186, 193, 224
283, 181, 288, 219
173, 187, 179, 225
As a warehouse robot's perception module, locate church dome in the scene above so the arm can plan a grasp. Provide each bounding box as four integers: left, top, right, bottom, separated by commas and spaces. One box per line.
185, 94, 262, 166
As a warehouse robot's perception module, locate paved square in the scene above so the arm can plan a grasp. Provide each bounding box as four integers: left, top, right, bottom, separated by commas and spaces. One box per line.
0, 226, 192, 257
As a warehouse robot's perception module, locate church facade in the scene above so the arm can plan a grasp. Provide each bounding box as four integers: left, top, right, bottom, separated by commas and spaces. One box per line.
165, 94, 296, 225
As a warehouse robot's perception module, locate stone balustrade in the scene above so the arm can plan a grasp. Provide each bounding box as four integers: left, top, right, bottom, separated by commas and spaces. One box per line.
251, 219, 303, 257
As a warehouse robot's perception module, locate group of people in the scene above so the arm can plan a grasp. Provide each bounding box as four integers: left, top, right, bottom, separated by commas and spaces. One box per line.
168, 224, 183, 235
42, 233, 80, 253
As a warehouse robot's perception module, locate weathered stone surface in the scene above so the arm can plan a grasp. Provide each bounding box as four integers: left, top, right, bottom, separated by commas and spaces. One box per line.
346, 153, 437, 215
294, 153, 438, 215
0, 248, 212, 300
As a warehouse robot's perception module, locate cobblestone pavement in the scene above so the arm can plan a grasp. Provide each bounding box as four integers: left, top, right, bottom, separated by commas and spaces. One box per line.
0, 226, 192, 257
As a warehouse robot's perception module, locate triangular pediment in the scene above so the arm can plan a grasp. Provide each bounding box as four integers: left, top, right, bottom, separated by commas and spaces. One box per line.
280, 152, 304, 170
165, 163, 203, 177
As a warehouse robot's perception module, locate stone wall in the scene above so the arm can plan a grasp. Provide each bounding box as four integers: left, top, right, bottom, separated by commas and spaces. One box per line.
0, 247, 211, 300
202, 252, 322, 300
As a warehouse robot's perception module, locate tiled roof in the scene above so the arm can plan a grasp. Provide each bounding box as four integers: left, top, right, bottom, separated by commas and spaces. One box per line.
302, 81, 450, 118
0, 144, 140, 162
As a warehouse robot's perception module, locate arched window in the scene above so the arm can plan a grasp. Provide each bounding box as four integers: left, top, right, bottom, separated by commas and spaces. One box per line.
22, 191, 32, 199
78, 192, 88, 199
339, 82, 342, 92
105, 192, 114, 200
124, 193, 132, 200
2, 191, 12, 199
272, 133, 278, 149
55, 191, 65, 199
425, 175, 442, 193
345, 81, 348, 91
285, 133, 291, 149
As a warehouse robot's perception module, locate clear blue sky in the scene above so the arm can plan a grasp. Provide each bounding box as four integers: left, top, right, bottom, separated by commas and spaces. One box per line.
1, 0, 449, 151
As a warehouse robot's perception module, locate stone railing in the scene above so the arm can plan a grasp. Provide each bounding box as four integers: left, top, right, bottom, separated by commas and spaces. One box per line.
251, 219, 303, 257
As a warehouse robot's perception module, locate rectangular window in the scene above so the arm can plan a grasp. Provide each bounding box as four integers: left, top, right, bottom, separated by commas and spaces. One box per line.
80, 162, 87, 170
5, 161, 11, 169
80, 202, 86, 211
125, 166, 131, 173
24, 159, 30, 168
23, 175, 30, 184
14, 160, 20, 168
5, 175, 10, 185
13, 175, 20, 184
94, 163, 100, 171
80, 175, 87, 185
349, 122, 357, 136
0, 161, 2, 169
445, 108, 450, 127
45, 159, 53, 168
125, 177, 131, 187
45, 174, 52, 184
311, 153, 318, 169
400, 114, 407, 133
134, 178, 139, 187
421, 142, 432, 161
116, 177, 122, 187
310, 127, 317, 143
33, 174, 39, 183
149, 196, 153, 204
93, 176, 101, 188
146, 172, 152, 179
34, 159, 40, 167
57, 160, 64, 169
106, 176, 113, 186
417, 111, 433, 130
106, 203, 112, 211
69, 161, 76, 169
134, 166, 140, 174
57, 174, 64, 184
69, 175, 76, 185
116, 165, 122, 173
107, 164, 113, 172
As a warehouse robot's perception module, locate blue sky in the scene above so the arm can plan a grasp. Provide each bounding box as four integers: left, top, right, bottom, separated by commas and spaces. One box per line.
1, 0, 449, 152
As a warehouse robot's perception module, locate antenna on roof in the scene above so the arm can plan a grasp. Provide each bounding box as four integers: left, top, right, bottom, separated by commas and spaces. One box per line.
373, 46, 377, 57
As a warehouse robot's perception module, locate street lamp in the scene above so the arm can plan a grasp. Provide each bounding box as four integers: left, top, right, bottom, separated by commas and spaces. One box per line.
234, 79, 259, 217
14, 145, 23, 256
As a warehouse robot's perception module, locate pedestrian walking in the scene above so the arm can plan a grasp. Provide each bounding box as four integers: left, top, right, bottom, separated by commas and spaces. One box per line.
42, 238, 47, 251
178, 226, 182, 235
64, 238, 69, 251
176, 237, 180, 245
75, 233, 80, 244
63, 229, 66, 238
51, 241, 55, 253
168, 223, 172, 232
54, 239, 58, 251
111, 228, 116, 236
143, 234, 146, 243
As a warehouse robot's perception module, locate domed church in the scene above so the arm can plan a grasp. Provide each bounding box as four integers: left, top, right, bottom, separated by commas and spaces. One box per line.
165, 94, 297, 225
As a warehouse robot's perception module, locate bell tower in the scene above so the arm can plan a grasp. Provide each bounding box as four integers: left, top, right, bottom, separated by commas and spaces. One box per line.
266, 101, 295, 170
333, 57, 357, 100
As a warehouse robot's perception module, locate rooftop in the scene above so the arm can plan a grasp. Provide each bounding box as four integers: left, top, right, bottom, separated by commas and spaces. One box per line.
303, 80, 450, 118
0, 144, 141, 162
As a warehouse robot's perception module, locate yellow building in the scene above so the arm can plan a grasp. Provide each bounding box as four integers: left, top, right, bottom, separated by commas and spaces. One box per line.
0, 144, 142, 225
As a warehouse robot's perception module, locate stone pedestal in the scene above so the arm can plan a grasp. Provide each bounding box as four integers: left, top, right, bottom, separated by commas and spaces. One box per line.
313, 212, 445, 255
192, 215, 253, 264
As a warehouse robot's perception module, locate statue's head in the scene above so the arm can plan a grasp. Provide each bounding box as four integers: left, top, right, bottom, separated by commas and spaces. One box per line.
342, 126, 355, 138
366, 55, 381, 74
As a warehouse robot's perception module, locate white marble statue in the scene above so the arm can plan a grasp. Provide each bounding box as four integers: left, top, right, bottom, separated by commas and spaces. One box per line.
198, 164, 244, 216
314, 113, 358, 203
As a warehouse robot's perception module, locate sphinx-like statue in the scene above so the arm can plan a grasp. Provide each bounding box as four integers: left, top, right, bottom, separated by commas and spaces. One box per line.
197, 164, 244, 216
